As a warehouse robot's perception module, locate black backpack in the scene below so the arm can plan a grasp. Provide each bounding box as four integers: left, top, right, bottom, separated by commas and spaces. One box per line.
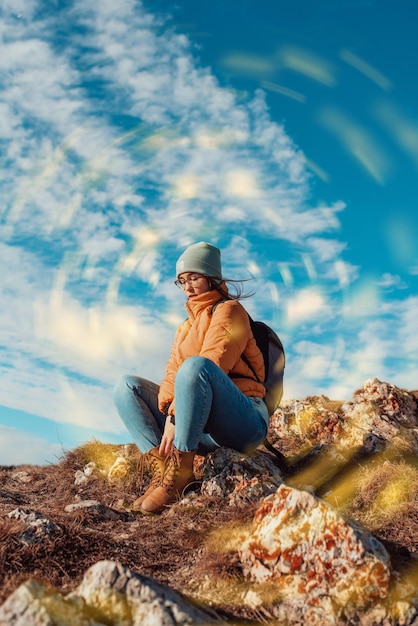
244, 318, 285, 415
212, 302, 285, 415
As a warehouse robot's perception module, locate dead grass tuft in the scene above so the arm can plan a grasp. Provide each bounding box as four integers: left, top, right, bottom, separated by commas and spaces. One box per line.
345, 460, 418, 532
65, 439, 126, 472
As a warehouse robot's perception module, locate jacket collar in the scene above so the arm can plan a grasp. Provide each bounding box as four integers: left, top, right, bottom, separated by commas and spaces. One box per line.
185, 289, 226, 320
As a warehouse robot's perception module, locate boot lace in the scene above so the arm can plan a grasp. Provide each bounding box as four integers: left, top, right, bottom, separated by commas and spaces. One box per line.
146, 451, 166, 486
136, 449, 165, 488
161, 449, 182, 494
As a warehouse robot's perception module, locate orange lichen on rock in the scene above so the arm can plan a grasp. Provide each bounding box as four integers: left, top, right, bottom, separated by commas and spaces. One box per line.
239, 484, 391, 614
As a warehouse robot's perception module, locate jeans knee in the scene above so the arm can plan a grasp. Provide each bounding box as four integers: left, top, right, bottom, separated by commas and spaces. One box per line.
176, 356, 213, 385
112, 374, 135, 406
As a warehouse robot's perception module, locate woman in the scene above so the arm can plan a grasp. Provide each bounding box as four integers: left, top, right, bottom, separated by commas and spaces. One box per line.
113, 241, 269, 514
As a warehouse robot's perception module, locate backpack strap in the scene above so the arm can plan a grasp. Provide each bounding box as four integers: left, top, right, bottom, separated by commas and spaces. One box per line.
210, 299, 228, 315
263, 438, 289, 470
240, 350, 261, 383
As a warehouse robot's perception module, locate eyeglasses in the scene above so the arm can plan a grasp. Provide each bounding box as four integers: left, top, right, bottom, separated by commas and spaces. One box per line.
174, 274, 206, 289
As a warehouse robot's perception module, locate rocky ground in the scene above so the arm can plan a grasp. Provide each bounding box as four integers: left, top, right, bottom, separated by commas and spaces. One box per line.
0, 378, 417, 625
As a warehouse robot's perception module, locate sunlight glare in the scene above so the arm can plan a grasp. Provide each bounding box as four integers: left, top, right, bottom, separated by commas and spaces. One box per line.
302, 254, 317, 281
221, 52, 275, 77
173, 174, 201, 199
375, 100, 418, 166
340, 49, 392, 91
279, 45, 336, 87
278, 263, 294, 286
343, 278, 380, 317
226, 170, 261, 198
317, 106, 392, 184
383, 216, 416, 267
261, 80, 306, 103
286, 288, 325, 323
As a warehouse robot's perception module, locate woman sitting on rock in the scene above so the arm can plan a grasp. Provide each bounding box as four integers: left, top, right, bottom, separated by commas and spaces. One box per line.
112, 241, 268, 514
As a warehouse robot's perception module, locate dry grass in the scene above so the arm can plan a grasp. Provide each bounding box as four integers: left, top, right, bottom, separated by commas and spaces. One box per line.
344, 460, 418, 529
339, 457, 418, 574
0, 447, 261, 621
0, 441, 417, 622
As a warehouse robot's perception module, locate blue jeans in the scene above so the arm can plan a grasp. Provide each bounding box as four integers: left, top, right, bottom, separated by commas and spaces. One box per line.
112, 356, 269, 455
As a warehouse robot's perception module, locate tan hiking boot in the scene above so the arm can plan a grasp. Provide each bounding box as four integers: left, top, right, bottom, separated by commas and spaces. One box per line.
140, 449, 195, 515
131, 446, 166, 512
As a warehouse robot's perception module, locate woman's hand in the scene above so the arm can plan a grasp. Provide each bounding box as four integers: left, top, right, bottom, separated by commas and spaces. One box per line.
159, 399, 175, 416
159, 415, 175, 457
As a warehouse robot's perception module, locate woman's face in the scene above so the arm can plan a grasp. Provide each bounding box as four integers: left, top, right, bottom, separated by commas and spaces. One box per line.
176, 273, 211, 299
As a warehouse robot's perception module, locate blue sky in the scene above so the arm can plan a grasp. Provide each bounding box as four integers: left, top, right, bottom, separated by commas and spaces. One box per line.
1, 0, 417, 465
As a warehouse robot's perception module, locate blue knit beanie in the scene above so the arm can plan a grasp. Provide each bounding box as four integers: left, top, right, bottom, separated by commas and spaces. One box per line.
176, 242, 222, 279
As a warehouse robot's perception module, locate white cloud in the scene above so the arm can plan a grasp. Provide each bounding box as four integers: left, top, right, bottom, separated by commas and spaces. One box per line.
34, 295, 162, 372
375, 272, 407, 290
0, 426, 63, 466
0, 241, 171, 432
306, 236, 346, 264
293, 341, 337, 380
286, 288, 329, 323
397, 296, 418, 358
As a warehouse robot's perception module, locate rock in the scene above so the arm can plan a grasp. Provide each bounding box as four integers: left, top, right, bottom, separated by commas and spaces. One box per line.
83, 462, 97, 477
340, 378, 418, 454
74, 462, 98, 485
64, 500, 122, 520
0, 560, 221, 625
10, 471, 33, 484
75, 560, 221, 625
268, 396, 343, 452
7, 508, 61, 545
267, 380, 418, 459
356, 602, 418, 626
107, 456, 129, 481
239, 484, 391, 624
74, 470, 88, 486
390, 601, 418, 626
0, 579, 92, 626
186, 447, 283, 507
64, 499, 102, 512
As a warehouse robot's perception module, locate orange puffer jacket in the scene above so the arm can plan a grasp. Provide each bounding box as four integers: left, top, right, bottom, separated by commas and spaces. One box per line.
158, 289, 265, 413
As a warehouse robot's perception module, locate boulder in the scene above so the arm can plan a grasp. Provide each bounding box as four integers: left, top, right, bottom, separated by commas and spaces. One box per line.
239, 484, 391, 625
0, 579, 91, 626
0, 560, 221, 625
76, 560, 221, 625
340, 378, 418, 453
180, 447, 283, 508
107, 456, 130, 481
267, 379, 418, 458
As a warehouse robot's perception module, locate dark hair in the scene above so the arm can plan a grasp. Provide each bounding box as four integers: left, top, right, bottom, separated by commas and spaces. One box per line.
208, 277, 255, 301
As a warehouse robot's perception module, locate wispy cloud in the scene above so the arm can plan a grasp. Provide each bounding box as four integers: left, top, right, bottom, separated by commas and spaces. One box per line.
374, 273, 407, 290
